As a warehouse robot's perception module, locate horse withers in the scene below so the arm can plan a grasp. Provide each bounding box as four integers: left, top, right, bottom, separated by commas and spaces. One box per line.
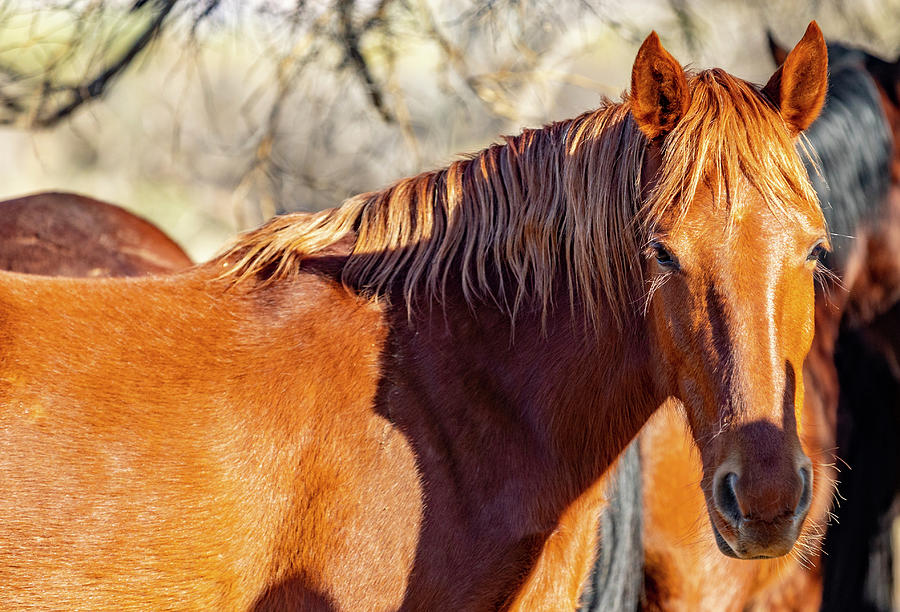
0, 24, 829, 610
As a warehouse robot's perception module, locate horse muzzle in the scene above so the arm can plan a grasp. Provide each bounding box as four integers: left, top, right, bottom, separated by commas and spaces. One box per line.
708, 459, 813, 559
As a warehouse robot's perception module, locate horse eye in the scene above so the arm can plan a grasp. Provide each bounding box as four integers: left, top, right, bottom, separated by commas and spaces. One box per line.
807, 242, 827, 263
650, 242, 679, 269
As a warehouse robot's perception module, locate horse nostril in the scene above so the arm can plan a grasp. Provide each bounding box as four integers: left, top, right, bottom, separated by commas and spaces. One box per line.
715, 471, 743, 524
795, 466, 812, 517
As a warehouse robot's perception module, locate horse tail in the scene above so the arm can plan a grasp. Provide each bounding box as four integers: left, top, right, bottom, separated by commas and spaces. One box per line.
579, 440, 643, 611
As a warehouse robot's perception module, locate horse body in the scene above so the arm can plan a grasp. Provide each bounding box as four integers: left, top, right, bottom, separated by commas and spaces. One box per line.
379, 285, 657, 610
821, 53, 900, 610
0, 25, 830, 610
0, 265, 415, 609
0, 243, 658, 609
0, 192, 191, 276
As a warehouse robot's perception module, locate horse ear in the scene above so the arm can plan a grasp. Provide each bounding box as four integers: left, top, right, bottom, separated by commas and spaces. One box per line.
762, 21, 828, 135
766, 30, 789, 67
631, 31, 690, 141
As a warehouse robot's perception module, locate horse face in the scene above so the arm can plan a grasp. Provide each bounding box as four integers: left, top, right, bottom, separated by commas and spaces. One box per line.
631, 23, 828, 559
644, 179, 826, 559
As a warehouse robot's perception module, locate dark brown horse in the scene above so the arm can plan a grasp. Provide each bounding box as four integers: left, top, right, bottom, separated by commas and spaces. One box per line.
630, 36, 900, 612
0, 191, 191, 276
820, 44, 900, 612
0, 25, 828, 609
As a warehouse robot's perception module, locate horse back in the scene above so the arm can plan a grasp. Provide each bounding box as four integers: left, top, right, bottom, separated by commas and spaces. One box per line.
0, 192, 192, 276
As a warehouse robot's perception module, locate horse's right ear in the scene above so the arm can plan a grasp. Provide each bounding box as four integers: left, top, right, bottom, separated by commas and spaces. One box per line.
631, 31, 690, 141
762, 21, 828, 135
766, 31, 789, 67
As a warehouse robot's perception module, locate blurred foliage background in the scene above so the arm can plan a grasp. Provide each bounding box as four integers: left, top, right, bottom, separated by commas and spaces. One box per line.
0, 0, 897, 260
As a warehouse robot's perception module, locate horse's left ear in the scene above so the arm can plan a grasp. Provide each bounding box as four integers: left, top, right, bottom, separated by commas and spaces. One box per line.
762, 21, 828, 135
631, 31, 690, 141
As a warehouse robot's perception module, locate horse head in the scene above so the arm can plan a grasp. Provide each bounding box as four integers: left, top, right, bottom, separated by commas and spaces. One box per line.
634, 22, 828, 559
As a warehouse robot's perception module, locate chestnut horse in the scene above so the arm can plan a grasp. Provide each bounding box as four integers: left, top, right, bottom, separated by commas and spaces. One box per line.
625, 37, 900, 611
0, 26, 828, 609
0, 191, 191, 276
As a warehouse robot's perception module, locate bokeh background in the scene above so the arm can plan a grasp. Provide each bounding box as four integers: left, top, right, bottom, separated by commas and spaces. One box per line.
0, 0, 896, 262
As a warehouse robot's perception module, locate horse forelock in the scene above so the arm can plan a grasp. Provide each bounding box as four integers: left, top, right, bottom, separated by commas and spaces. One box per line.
644, 69, 822, 235
219, 68, 821, 330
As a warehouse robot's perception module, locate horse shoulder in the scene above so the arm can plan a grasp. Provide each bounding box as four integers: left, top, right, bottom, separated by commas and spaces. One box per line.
215, 268, 425, 609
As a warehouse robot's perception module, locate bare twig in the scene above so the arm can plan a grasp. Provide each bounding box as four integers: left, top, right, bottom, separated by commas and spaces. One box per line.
336, 0, 394, 123
29, 0, 178, 128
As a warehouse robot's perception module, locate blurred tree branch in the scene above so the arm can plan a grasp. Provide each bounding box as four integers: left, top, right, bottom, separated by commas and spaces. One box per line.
0, 0, 600, 133
336, 0, 395, 123
0, 0, 178, 128
5, 0, 893, 227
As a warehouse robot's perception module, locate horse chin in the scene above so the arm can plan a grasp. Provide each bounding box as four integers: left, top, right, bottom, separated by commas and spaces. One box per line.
707, 508, 798, 560
710, 520, 774, 560
711, 520, 743, 559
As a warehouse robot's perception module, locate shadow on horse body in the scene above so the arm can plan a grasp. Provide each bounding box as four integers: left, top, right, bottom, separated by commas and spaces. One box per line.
0, 191, 191, 276
614, 36, 900, 612
0, 26, 830, 610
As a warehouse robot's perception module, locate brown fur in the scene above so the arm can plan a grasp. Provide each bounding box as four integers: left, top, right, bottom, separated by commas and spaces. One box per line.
0, 28, 827, 609
868, 54, 900, 182
0, 192, 191, 276
639, 28, 900, 611
631, 32, 691, 141
763, 22, 829, 135
640, 291, 839, 611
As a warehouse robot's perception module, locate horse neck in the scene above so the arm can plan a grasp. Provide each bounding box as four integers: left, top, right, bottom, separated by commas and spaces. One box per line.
379, 285, 661, 535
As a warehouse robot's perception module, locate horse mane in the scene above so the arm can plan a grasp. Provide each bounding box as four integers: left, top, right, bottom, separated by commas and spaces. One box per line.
802, 42, 893, 271
220, 69, 820, 329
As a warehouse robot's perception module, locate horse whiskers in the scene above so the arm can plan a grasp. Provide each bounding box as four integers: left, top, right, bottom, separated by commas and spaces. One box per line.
790, 535, 823, 571
833, 454, 852, 473
796, 521, 826, 556
680, 512, 714, 551
788, 548, 815, 572
814, 261, 846, 308
815, 262, 844, 290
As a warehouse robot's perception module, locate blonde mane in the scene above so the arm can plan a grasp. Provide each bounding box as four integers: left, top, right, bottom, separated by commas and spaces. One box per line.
221, 68, 821, 329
